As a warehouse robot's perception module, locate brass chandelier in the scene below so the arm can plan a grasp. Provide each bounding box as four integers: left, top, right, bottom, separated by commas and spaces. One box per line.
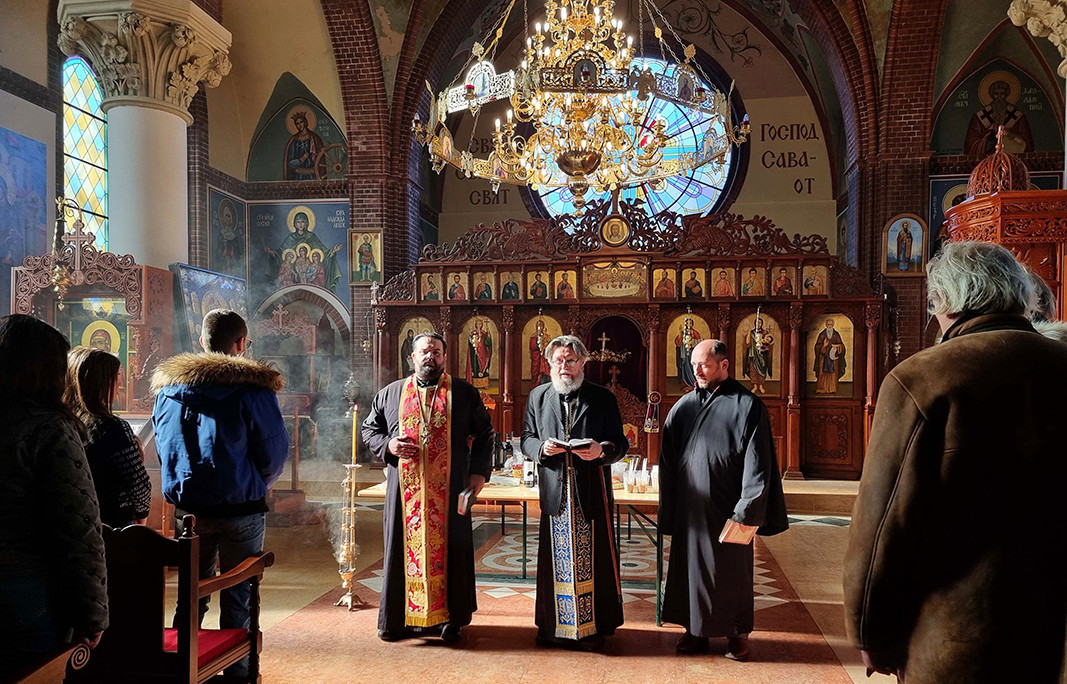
413, 0, 751, 211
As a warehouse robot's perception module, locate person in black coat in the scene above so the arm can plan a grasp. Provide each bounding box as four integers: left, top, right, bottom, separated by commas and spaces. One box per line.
65, 347, 151, 528
521, 335, 628, 651
659, 339, 788, 659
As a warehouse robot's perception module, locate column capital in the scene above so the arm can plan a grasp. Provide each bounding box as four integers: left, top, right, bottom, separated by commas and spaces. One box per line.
58, 0, 232, 124
1009, 0, 1067, 77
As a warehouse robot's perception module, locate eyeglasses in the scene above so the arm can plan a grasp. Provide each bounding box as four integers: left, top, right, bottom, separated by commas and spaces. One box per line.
551, 358, 580, 368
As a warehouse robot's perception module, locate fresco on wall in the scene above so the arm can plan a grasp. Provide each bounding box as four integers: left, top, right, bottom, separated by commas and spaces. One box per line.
247, 97, 348, 182
248, 201, 349, 309
208, 187, 246, 280
0, 127, 48, 316
932, 60, 1062, 155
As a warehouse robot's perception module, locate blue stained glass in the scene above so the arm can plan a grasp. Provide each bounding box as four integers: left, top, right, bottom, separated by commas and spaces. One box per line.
62, 56, 108, 250
537, 57, 736, 220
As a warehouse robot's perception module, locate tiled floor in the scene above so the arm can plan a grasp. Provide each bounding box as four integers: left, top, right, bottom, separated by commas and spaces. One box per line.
247, 503, 893, 684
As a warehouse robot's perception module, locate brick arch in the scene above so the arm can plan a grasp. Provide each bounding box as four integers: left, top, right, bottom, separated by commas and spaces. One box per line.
252, 285, 352, 346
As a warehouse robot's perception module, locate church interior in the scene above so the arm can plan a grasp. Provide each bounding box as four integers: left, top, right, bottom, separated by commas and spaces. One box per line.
2, 0, 1065, 681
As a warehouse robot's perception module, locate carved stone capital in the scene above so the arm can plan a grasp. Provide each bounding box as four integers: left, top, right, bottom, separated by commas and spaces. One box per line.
58, 0, 232, 124
1009, 0, 1067, 77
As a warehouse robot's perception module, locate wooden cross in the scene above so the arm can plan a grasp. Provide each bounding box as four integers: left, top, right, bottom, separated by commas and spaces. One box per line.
996, 124, 1005, 152
598, 331, 611, 353
608, 365, 621, 386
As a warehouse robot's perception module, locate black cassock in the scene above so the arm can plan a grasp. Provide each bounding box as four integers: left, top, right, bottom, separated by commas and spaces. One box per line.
521, 380, 628, 640
361, 375, 493, 632
659, 378, 788, 638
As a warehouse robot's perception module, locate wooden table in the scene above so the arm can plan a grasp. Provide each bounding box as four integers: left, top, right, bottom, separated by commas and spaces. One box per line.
358, 481, 664, 623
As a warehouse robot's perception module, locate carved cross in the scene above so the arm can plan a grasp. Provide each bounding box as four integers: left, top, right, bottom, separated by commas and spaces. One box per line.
64, 218, 97, 273
608, 365, 621, 386
272, 304, 288, 327
598, 332, 611, 353
996, 124, 1005, 152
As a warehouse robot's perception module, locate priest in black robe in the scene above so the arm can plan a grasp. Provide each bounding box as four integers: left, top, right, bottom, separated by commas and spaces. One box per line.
521, 335, 627, 651
362, 332, 493, 644
659, 338, 788, 659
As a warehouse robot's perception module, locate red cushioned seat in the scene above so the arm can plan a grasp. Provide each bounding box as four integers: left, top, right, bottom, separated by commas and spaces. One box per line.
163, 628, 248, 667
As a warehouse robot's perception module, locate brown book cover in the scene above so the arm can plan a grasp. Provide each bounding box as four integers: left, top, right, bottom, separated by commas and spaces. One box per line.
718, 519, 757, 545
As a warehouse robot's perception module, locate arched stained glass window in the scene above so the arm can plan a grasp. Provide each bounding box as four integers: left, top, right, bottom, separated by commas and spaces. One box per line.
62, 56, 108, 249
535, 57, 736, 220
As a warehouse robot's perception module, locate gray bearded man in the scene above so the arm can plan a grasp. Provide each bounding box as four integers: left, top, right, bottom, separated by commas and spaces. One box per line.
659, 339, 788, 659
361, 332, 493, 644
521, 335, 627, 650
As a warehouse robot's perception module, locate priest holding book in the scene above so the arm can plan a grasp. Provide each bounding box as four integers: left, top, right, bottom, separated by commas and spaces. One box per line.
521, 335, 628, 651
658, 338, 788, 659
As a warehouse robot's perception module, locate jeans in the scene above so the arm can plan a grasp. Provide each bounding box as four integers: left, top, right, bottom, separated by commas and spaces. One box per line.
175, 511, 266, 677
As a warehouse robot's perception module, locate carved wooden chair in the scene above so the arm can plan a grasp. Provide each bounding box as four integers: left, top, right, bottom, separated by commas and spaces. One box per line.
12, 643, 90, 683
70, 515, 274, 683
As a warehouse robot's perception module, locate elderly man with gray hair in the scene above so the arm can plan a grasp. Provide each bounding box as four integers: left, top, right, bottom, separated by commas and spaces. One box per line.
844, 241, 1067, 683
521, 334, 628, 651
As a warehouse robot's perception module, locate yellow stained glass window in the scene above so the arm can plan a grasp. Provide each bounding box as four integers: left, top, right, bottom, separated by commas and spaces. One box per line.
62, 56, 108, 250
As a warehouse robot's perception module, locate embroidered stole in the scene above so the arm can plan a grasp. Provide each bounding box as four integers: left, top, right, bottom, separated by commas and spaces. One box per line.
550, 396, 598, 640
398, 373, 453, 628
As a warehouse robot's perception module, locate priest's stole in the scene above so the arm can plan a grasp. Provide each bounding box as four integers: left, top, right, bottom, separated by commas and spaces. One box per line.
398, 374, 453, 628
549, 462, 596, 640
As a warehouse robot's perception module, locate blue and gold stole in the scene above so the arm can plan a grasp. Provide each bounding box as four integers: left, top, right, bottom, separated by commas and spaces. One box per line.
549, 396, 597, 640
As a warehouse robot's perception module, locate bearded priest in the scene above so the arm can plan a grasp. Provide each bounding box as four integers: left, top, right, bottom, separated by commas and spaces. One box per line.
362, 332, 494, 644
521, 334, 628, 651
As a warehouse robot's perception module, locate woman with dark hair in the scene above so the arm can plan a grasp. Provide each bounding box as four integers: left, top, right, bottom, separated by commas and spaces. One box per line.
65, 346, 151, 528
0, 314, 108, 674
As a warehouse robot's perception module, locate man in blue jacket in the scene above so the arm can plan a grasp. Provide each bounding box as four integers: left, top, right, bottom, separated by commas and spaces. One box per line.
151, 309, 289, 676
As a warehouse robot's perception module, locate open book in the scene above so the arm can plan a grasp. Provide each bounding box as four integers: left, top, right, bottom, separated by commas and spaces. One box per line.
545, 437, 594, 450
718, 519, 758, 545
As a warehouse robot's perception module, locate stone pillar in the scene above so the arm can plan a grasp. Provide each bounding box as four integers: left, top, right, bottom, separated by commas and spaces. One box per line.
57, 0, 231, 268
1009, 0, 1067, 184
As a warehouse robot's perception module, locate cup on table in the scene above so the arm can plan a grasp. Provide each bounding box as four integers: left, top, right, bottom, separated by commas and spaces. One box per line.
635, 470, 648, 494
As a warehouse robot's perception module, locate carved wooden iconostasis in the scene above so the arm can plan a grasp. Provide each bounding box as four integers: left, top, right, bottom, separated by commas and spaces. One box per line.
11, 209, 175, 530
374, 202, 886, 479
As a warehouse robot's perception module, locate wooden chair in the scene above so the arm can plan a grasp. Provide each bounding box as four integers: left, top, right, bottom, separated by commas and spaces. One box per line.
70, 516, 275, 683
12, 643, 90, 683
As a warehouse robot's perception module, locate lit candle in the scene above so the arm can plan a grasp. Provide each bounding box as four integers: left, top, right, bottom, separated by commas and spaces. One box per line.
495, 118, 501, 131
507, 109, 513, 123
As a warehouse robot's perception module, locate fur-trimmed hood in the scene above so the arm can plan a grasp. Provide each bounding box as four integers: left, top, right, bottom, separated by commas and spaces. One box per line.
1033, 319, 1067, 344
151, 352, 284, 395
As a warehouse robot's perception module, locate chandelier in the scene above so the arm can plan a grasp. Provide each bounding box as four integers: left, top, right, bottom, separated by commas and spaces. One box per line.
412, 0, 751, 211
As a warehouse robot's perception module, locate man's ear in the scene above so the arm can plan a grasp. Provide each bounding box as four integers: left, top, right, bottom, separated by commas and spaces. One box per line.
199, 335, 208, 352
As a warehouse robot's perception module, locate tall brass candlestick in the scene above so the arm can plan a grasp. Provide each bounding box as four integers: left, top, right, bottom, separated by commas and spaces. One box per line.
336, 403, 365, 611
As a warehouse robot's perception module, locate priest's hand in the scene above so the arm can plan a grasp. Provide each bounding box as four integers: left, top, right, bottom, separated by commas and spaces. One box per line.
389, 436, 419, 460
467, 473, 486, 497
543, 440, 568, 456
574, 441, 604, 461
